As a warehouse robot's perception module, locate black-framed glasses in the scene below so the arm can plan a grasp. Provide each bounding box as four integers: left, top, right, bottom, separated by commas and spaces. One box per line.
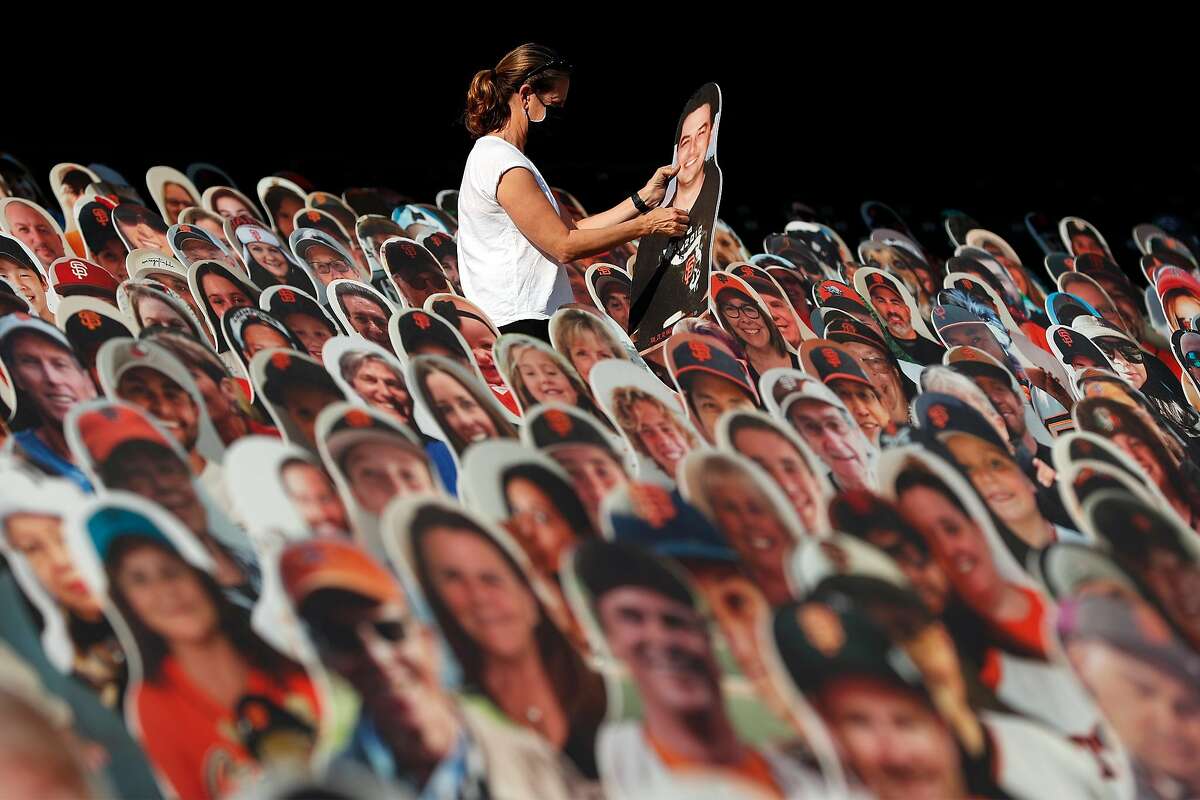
720, 303, 762, 320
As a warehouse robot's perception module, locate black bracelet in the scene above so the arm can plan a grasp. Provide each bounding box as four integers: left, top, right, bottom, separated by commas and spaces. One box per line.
630, 191, 651, 214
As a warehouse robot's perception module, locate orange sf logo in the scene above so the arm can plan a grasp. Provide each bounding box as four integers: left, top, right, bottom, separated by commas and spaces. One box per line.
545, 408, 573, 436
78, 310, 103, 330
413, 313, 431, 330
688, 340, 711, 362
928, 404, 950, 429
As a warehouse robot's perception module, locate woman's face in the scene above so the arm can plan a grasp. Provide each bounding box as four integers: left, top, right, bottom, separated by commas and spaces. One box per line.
565, 328, 617, 384
215, 195, 254, 220
897, 483, 1001, 608
1170, 294, 1200, 332
707, 476, 793, 600
631, 399, 690, 476
4, 512, 101, 619
719, 293, 770, 349
247, 242, 290, 279
273, 196, 304, 239
943, 435, 1038, 529
162, 183, 193, 224
201, 273, 251, 318
137, 295, 190, 333
516, 348, 577, 407
421, 525, 539, 660
731, 426, 822, 532
1103, 344, 1147, 390
116, 543, 217, 646
427, 371, 497, 447
504, 476, 575, 575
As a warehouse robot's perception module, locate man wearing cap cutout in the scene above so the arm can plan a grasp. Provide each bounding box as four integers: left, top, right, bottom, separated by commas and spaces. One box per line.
825, 316, 909, 426
174, 227, 238, 272
324, 410, 437, 517
297, 235, 357, 289
864, 272, 944, 365
775, 588, 1057, 800
948, 350, 1054, 474
802, 340, 892, 446
0, 235, 53, 322
594, 267, 631, 331
573, 539, 823, 798
261, 351, 347, 451
268, 288, 336, 359
110, 340, 225, 501
281, 538, 579, 799
76, 402, 259, 610
1061, 591, 1200, 799
528, 407, 631, 529
3, 200, 64, 269
0, 315, 95, 490
668, 334, 757, 443
151, 330, 277, 444
919, 394, 1081, 564
383, 239, 449, 308
779, 376, 874, 491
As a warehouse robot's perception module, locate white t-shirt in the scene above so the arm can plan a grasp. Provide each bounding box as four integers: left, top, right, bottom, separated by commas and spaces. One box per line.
457, 135, 574, 326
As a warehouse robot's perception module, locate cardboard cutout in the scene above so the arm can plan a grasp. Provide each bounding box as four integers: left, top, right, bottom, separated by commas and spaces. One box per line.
144, 166, 200, 226
629, 83, 723, 351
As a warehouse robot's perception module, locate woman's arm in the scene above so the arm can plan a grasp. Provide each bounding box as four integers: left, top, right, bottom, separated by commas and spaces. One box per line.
573, 163, 680, 230
498, 168, 687, 264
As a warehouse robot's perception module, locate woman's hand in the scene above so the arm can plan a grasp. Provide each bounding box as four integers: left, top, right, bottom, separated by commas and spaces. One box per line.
640, 207, 689, 238
639, 163, 680, 208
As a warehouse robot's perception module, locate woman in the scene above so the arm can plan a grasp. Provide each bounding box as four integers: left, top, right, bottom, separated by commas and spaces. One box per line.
412, 356, 517, 455
502, 337, 600, 418
550, 307, 625, 383
236, 224, 311, 292
685, 452, 800, 606
209, 187, 258, 221
500, 462, 597, 577
458, 43, 687, 340
408, 503, 606, 778
892, 463, 1049, 659
126, 284, 203, 339
712, 282, 796, 380
101, 514, 320, 800
610, 386, 697, 479
720, 411, 827, 534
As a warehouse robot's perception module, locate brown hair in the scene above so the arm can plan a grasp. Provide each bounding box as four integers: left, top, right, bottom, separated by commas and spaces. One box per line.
465, 43, 570, 138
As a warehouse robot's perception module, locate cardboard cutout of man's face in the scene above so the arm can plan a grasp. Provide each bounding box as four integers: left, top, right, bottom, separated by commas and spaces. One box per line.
676, 103, 713, 194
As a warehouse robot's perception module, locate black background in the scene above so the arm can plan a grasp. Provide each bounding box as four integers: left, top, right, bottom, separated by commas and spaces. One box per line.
7, 29, 1195, 279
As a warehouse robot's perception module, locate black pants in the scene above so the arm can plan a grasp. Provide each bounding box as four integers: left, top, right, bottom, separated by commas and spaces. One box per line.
498, 317, 551, 344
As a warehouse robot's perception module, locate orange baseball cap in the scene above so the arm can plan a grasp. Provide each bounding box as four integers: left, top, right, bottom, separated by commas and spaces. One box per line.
279, 537, 402, 607
76, 403, 172, 464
